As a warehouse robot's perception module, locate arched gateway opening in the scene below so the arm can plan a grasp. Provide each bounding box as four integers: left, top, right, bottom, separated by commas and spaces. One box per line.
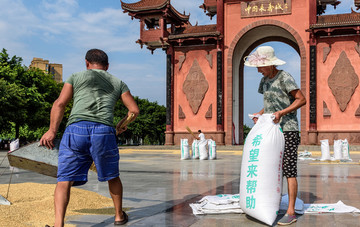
229, 21, 307, 145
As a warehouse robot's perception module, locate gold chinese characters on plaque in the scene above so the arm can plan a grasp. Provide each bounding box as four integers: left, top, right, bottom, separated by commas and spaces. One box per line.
241, 0, 292, 18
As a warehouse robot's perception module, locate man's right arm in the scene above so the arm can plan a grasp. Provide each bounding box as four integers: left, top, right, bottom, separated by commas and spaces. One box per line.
116, 91, 140, 134
40, 83, 73, 149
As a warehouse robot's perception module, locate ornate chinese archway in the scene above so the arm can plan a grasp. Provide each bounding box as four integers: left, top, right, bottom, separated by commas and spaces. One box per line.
122, 0, 360, 145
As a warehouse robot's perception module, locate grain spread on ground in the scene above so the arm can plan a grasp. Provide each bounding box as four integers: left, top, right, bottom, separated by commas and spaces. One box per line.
0, 182, 114, 227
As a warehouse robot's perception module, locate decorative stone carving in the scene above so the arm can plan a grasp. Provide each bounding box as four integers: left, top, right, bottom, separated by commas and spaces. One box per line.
178, 105, 186, 119
355, 43, 360, 57
206, 53, 213, 68
323, 46, 331, 63
328, 51, 359, 112
355, 105, 360, 117
179, 55, 186, 70
205, 104, 212, 118
183, 59, 209, 114
323, 101, 331, 117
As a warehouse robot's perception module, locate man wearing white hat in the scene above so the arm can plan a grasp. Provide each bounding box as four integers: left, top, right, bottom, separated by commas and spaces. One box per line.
244, 46, 306, 225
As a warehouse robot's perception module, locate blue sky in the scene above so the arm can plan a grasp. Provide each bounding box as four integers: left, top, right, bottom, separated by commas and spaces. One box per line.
0, 0, 356, 126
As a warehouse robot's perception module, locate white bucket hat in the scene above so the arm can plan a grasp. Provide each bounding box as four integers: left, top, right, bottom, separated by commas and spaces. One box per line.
244, 46, 286, 67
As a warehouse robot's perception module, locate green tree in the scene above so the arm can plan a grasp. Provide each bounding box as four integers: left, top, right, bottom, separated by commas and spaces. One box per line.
114, 97, 166, 145
243, 124, 251, 140
0, 77, 26, 133
0, 48, 63, 139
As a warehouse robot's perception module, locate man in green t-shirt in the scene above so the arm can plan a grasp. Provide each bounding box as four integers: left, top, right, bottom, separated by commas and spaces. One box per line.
244, 46, 306, 226
40, 49, 139, 226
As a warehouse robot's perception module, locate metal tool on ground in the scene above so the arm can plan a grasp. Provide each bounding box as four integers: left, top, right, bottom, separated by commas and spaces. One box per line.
7, 139, 99, 176
186, 126, 197, 139
7, 140, 61, 177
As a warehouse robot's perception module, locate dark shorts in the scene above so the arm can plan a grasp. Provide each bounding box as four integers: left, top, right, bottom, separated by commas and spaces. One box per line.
282, 131, 300, 178
58, 121, 119, 186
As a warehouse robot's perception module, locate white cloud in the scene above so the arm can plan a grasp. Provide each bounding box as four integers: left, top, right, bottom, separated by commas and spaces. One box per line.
172, 0, 214, 25
0, 0, 38, 38
41, 0, 79, 21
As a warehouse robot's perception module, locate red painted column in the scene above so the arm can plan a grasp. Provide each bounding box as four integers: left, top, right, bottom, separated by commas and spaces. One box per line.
216, 0, 224, 134
165, 45, 174, 145
308, 0, 318, 144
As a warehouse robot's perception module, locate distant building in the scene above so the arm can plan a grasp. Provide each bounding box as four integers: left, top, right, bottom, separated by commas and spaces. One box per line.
29, 57, 63, 82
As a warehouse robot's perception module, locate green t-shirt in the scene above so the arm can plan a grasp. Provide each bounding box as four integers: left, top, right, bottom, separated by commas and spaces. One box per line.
258, 70, 299, 131
65, 69, 129, 127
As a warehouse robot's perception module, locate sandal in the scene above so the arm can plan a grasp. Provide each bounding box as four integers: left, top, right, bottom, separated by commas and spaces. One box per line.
114, 211, 128, 225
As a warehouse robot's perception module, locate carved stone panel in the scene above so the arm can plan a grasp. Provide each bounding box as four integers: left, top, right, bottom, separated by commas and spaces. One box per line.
328, 51, 359, 112
183, 59, 209, 114
205, 104, 212, 118
323, 101, 331, 117
178, 105, 186, 119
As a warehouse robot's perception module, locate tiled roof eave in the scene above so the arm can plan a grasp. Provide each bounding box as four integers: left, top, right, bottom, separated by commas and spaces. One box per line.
122, 5, 167, 12
169, 5, 189, 21
168, 31, 221, 40
121, 0, 189, 21
310, 21, 360, 29
121, 0, 169, 12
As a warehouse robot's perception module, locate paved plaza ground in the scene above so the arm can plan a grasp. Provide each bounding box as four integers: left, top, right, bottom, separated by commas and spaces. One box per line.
1, 145, 360, 226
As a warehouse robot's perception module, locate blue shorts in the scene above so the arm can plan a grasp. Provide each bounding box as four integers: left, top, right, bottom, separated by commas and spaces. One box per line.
58, 121, 119, 186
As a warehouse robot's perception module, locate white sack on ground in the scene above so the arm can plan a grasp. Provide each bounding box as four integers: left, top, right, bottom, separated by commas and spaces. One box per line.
199, 139, 208, 160
180, 139, 190, 160
192, 140, 199, 159
239, 114, 285, 226
189, 201, 243, 215
333, 139, 342, 160
199, 194, 240, 205
304, 201, 360, 213
190, 194, 243, 215
10, 138, 19, 152
208, 139, 217, 160
341, 139, 351, 161
190, 194, 360, 215
320, 139, 331, 161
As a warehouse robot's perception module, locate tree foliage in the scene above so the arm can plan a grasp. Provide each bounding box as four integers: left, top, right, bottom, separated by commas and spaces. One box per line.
243, 124, 251, 140
0, 48, 63, 140
114, 97, 166, 145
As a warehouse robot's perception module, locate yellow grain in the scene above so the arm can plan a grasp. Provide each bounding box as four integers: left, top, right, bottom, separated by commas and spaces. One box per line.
0, 182, 114, 227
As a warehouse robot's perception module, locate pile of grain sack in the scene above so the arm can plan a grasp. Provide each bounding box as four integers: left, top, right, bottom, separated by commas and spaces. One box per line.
184, 114, 285, 225
180, 138, 216, 160
320, 139, 352, 161
188, 114, 358, 226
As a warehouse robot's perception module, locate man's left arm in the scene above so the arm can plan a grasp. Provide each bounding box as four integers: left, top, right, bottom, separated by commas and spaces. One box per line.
273, 89, 306, 123
40, 83, 73, 149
